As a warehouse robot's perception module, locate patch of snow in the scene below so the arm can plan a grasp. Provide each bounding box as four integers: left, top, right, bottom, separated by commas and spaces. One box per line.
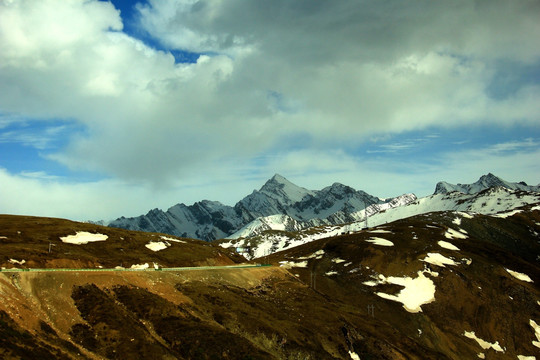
8, 259, 26, 265
452, 217, 462, 226
326, 271, 338, 276
530, 319, 540, 349
444, 228, 468, 239
60, 232, 108, 244
369, 229, 392, 234
492, 209, 523, 218
0, 236, 7, 239
298, 250, 325, 260
279, 260, 308, 269
422, 253, 457, 267
349, 351, 361, 360
145, 241, 170, 252
477, 353, 485, 359
423, 267, 439, 277
463, 331, 504, 352
457, 211, 474, 219
418, 329, 422, 335
438, 240, 460, 251
506, 268, 534, 283
332, 258, 346, 264
343, 262, 352, 267
160, 235, 185, 243
362, 280, 379, 286
517, 355, 536, 360
375, 271, 436, 313
366, 237, 394, 246
130, 263, 150, 270
462, 258, 472, 265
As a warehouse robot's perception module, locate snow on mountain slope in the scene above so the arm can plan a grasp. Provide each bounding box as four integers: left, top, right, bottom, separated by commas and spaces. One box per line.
220, 187, 540, 259
107, 174, 391, 241
227, 193, 418, 240
434, 173, 540, 194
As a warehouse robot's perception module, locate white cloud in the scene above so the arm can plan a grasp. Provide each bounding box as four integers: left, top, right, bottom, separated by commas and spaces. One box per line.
0, 0, 539, 219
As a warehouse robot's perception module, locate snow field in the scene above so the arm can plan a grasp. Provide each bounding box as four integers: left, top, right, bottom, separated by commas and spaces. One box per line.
60, 231, 108, 244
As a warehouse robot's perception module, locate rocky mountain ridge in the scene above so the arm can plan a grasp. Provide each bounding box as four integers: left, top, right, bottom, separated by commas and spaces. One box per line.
434, 172, 540, 194
220, 186, 540, 259
107, 174, 397, 241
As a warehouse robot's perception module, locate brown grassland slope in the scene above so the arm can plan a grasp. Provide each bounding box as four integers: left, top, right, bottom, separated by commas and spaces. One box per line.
0, 210, 539, 359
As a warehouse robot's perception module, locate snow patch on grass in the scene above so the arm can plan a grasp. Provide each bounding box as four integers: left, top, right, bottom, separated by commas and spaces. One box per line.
279, 260, 308, 269
348, 351, 361, 360
492, 209, 523, 218
444, 228, 468, 239
298, 250, 324, 260
369, 229, 392, 234
160, 235, 185, 243
130, 263, 150, 270
366, 237, 394, 246
332, 258, 346, 264
375, 271, 436, 313
452, 217, 462, 226
438, 240, 460, 251
463, 331, 504, 352
517, 355, 536, 360
145, 241, 170, 252
8, 259, 26, 265
422, 253, 457, 267
326, 271, 338, 276
506, 268, 534, 283
60, 232, 108, 244
530, 319, 540, 349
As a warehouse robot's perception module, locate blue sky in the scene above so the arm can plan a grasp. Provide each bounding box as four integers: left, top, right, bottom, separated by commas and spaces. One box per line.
1, 0, 539, 220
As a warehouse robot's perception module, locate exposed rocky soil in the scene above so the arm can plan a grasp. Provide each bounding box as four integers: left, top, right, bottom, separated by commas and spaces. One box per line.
0, 210, 539, 359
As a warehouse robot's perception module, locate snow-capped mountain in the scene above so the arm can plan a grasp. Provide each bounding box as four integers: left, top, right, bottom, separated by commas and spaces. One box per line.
220, 185, 540, 259
228, 193, 417, 239
107, 174, 393, 241
434, 173, 540, 194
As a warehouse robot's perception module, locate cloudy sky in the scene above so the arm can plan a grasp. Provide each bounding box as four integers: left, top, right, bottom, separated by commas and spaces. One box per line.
1, 0, 539, 221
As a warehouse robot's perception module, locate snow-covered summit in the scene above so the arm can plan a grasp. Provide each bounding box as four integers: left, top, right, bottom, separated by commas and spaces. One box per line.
434, 173, 539, 195
259, 174, 315, 203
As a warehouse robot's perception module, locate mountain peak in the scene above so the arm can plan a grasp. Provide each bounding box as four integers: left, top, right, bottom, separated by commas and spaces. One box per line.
260, 174, 314, 203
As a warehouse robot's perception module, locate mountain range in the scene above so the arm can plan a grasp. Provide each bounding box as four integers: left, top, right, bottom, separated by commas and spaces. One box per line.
105, 173, 539, 243
107, 174, 410, 241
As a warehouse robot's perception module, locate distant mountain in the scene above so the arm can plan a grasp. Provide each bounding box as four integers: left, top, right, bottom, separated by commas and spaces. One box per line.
220, 186, 540, 259
107, 174, 396, 241
434, 173, 540, 194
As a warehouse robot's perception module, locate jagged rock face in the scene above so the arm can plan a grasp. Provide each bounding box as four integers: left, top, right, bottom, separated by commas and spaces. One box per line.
434, 173, 540, 195
108, 174, 388, 241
